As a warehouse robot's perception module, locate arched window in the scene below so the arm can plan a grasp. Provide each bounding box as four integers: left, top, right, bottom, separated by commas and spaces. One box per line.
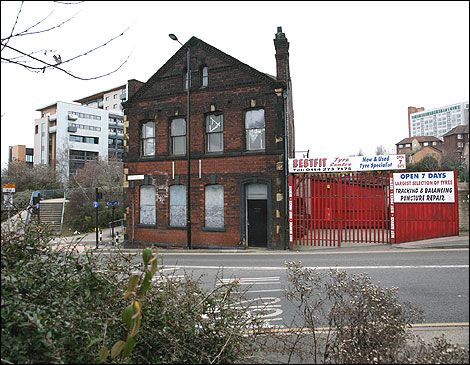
205, 185, 224, 228
169, 185, 186, 227
170, 118, 186, 155
245, 109, 265, 151
140, 185, 156, 225
141, 121, 155, 156
201, 66, 208, 87
205, 113, 223, 153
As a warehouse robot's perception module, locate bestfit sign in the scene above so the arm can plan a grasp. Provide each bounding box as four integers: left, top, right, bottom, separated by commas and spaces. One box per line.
288, 154, 406, 173
392, 171, 455, 203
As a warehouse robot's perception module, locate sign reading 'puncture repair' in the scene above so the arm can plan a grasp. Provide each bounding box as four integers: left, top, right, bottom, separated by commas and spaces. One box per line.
393, 171, 455, 203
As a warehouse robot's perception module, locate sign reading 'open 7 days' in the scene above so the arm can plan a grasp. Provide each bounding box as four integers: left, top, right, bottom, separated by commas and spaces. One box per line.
288, 154, 406, 173
392, 171, 455, 203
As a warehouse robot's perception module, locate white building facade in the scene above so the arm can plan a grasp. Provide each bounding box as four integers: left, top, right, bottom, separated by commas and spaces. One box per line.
410, 101, 469, 138
34, 101, 124, 182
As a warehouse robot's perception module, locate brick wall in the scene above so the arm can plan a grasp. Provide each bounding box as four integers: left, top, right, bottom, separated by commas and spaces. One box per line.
123, 36, 291, 249
458, 182, 469, 232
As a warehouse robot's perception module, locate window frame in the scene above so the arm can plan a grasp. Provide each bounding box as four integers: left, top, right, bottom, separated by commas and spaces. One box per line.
245, 109, 266, 151
170, 118, 186, 156
205, 113, 224, 153
141, 120, 156, 157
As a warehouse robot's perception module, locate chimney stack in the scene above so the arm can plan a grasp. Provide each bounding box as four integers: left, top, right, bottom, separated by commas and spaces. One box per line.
274, 26, 290, 83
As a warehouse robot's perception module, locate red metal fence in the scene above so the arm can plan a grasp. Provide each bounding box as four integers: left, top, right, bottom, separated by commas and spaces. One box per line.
289, 172, 390, 247
288, 171, 460, 248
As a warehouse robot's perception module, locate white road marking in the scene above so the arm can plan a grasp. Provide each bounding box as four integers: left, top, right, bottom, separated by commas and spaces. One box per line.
162, 264, 468, 270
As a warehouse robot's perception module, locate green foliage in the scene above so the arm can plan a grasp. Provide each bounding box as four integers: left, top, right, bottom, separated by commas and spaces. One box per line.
407, 155, 440, 172
1, 223, 266, 364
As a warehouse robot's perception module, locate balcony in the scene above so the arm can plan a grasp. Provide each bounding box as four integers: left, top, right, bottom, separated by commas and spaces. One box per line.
67, 126, 78, 133
68, 113, 78, 121
48, 114, 57, 122
120, 93, 127, 100
48, 126, 57, 133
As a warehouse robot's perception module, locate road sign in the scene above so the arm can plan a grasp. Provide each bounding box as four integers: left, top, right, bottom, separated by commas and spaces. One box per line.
106, 200, 119, 207
2, 183, 16, 193
93, 201, 99, 208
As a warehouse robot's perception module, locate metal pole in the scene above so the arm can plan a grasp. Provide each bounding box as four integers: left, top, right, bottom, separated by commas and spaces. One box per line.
95, 187, 99, 249
111, 205, 115, 242
186, 45, 192, 249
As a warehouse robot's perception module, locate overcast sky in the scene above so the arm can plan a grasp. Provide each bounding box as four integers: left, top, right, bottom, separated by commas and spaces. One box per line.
1, 1, 469, 168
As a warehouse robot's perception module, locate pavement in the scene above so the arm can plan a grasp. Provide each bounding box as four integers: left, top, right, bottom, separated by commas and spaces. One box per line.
52, 227, 469, 254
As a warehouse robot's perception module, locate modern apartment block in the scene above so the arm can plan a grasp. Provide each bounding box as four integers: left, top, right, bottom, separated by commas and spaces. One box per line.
408, 101, 469, 138
34, 85, 126, 181
8, 145, 34, 165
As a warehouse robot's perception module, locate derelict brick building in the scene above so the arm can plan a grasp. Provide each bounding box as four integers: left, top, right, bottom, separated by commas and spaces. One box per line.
122, 27, 294, 249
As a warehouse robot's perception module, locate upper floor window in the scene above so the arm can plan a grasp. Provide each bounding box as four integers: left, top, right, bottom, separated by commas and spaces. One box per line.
169, 185, 186, 227
457, 142, 464, 148
140, 185, 156, 225
205, 185, 224, 229
206, 114, 223, 153
398, 144, 403, 148
171, 118, 186, 155
457, 134, 463, 139
183, 68, 192, 91
245, 109, 265, 151
423, 142, 429, 147
141, 121, 155, 156
201, 66, 208, 87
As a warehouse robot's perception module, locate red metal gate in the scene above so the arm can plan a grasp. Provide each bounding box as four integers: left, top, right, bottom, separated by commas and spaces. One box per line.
289, 172, 390, 247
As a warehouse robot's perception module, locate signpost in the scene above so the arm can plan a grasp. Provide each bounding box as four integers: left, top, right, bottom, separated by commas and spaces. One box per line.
2, 184, 16, 228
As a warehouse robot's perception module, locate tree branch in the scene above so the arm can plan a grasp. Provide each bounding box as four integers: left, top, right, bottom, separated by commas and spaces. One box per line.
1, 1, 24, 52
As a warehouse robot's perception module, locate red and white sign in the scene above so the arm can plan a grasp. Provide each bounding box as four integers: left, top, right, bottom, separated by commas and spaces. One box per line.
288, 154, 406, 173
392, 171, 455, 203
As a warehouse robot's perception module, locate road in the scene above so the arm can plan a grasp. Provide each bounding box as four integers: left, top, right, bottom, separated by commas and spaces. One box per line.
154, 246, 469, 329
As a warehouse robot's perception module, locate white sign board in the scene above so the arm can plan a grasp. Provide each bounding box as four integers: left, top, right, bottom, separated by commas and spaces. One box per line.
393, 171, 455, 203
288, 154, 406, 173
127, 175, 145, 181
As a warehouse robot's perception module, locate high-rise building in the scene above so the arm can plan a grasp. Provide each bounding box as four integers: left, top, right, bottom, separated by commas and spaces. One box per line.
33, 85, 126, 181
408, 101, 469, 138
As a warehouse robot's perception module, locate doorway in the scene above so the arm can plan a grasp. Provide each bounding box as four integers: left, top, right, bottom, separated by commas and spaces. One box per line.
246, 183, 268, 247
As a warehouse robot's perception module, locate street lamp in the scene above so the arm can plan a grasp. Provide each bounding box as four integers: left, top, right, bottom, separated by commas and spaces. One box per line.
169, 33, 192, 249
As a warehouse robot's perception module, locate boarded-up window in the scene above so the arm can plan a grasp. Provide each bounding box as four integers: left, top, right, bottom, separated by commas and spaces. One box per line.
205, 185, 224, 228
245, 109, 265, 151
140, 185, 156, 225
170, 185, 186, 227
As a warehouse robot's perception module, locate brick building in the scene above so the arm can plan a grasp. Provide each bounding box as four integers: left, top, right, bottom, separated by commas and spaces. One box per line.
122, 27, 295, 249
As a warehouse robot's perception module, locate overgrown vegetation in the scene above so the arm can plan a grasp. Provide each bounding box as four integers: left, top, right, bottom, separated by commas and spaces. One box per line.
1, 227, 468, 364
1, 222, 267, 364
265, 262, 469, 364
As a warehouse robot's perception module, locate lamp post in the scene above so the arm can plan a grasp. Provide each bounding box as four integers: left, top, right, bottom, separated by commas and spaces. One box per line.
169, 33, 192, 249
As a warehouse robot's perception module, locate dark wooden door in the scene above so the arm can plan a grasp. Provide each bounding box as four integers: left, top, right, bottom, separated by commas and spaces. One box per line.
248, 199, 267, 247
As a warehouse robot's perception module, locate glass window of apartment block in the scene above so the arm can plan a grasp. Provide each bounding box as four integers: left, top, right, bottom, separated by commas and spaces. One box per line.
205, 185, 224, 228
141, 121, 155, 156
171, 118, 186, 155
169, 185, 186, 227
140, 185, 156, 225
206, 114, 223, 153
245, 109, 265, 151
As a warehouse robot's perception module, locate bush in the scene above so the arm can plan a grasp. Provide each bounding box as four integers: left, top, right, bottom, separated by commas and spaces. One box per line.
275, 262, 469, 364
1, 223, 266, 364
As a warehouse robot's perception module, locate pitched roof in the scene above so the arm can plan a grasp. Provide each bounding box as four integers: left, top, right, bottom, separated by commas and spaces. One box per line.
442, 124, 469, 137
127, 36, 283, 104
396, 136, 442, 145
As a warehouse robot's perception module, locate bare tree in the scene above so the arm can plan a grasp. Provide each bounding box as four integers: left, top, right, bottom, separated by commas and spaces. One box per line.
1, 1, 130, 80
375, 145, 389, 155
